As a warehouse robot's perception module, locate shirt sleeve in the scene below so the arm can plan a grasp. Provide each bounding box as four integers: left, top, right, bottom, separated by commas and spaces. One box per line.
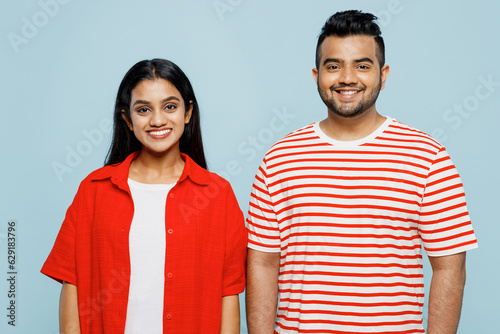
246, 159, 281, 252
222, 185, 248, 296
418, 147, 478, 256
40, 183, 82, 285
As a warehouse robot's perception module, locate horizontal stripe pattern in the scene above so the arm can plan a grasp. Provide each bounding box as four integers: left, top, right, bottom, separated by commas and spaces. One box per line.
246, 119, 477, 333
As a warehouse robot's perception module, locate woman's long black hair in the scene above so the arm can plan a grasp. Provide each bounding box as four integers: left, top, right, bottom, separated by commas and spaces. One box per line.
105, 59, 207, 169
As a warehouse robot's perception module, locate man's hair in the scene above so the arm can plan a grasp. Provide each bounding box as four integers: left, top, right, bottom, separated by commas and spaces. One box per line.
315, 10, 385, 69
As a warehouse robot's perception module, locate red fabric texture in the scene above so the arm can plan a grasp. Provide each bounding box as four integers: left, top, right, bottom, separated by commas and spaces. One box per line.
41, 152, 247, 333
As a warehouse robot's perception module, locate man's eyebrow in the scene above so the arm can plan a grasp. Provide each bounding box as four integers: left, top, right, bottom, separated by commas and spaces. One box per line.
322, 57, 374, 66
132, 96, 181, 107
322, 58, 342, 66
354, 57, 374, 64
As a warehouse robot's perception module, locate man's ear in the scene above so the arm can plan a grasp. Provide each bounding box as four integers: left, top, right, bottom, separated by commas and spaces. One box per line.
380, 65, 390, 90
312, 68, 319, 85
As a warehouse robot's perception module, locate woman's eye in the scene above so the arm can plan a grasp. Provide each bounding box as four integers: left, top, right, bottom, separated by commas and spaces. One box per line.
137, 107, 150, 113
165, 104, 177, 111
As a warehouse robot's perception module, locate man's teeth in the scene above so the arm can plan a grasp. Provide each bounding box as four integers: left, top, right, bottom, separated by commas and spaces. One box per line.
339, 91, 358, 95
149, 129, 171, 135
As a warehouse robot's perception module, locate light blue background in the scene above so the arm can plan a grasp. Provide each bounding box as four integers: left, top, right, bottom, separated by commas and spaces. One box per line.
1, 0, 498, 333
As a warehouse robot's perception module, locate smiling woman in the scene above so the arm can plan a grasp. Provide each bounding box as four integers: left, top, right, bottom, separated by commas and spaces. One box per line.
121, 79, 193, 183
41, 59, 247, 334
106, 59, 206, 169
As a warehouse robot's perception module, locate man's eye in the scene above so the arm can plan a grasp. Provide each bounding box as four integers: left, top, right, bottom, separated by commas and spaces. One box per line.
327, 65, 339, 70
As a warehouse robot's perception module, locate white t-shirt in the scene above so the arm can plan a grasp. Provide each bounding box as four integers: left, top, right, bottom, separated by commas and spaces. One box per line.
124, 179, 175, 334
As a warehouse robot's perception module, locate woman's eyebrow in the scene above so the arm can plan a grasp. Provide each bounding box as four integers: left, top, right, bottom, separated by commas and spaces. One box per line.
132, 96, 181, 107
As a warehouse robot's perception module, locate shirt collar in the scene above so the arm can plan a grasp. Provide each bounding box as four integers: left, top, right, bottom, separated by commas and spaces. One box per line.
90, 152, 210, 190
177, 153, 211, 186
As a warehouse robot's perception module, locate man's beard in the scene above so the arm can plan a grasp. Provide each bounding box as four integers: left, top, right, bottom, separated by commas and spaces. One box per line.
318, 79, 382, 118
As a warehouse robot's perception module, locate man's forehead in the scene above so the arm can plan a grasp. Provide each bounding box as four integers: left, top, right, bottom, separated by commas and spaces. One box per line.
320, 35, 378, 58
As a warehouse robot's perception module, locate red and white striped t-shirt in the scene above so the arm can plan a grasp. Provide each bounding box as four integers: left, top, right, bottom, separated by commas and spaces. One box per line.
246, 118, 477, 334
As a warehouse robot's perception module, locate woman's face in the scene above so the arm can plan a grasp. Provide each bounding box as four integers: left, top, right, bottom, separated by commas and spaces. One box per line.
122, 78, 192, 158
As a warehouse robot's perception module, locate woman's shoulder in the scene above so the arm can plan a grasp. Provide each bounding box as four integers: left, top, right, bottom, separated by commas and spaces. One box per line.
85, 153, 137, 183
75, 158, 130, 192
189, 162, 232, 188
183, 154, 233, 188
205, 169, 233, 187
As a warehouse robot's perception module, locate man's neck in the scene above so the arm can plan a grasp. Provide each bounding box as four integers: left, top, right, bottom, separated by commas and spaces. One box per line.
319, 109, 386, 141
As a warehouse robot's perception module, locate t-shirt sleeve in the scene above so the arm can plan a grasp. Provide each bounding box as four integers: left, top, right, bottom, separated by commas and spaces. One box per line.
418, 147, 478, 257
222, 185, 248, 296
246, 159, 281, 252
40, 184, 82, 285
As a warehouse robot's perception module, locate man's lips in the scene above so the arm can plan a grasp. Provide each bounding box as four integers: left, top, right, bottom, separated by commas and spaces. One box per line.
334, 88, 362, 99
336, 90, 359, 95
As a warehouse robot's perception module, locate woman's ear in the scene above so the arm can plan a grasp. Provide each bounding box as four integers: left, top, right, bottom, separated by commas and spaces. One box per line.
185, 101, 193, 124
121, 110, 133, 131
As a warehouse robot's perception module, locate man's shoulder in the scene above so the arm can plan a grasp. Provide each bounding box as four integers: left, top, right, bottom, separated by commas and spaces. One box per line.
386, 118, 445, 150
264, 122, 319, 158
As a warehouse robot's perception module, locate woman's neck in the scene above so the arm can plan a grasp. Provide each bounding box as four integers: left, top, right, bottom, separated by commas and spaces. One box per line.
128, 150, 185, 184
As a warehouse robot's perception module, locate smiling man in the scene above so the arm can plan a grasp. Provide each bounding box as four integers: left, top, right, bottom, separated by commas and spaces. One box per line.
246, 10, 477, 334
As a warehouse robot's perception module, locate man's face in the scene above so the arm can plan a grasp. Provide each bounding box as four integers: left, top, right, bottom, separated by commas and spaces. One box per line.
313, 35, 389, 118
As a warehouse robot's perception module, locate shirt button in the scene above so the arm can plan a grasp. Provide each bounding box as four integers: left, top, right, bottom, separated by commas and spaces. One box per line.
169, 193, 174, 199
168, 229, 173, 234
166, 313, 172, 320
167, 272, 173, 279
